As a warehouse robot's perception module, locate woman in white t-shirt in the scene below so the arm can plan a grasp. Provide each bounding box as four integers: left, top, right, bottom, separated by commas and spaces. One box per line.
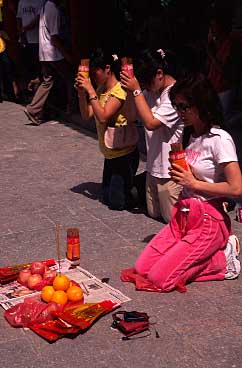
122, 73, 242, 292
120, 48, 184, 223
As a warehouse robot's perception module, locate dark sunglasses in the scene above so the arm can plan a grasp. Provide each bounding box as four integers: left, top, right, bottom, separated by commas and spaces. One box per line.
172, 103, 192, 113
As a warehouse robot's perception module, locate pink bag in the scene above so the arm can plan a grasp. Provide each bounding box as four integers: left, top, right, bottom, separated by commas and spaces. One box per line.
104, 123, 139, 149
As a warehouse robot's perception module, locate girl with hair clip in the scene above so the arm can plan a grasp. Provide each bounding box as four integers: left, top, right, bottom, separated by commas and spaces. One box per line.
75, 48, 139, 211
122, 73, 242, 292
120, 48, 184, 223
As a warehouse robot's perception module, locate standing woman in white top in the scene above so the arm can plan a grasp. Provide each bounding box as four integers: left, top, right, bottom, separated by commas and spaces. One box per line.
120, 48, 184, 223
126, 74, 242, 293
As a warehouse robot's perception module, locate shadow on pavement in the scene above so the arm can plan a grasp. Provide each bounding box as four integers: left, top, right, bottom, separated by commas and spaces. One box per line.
142, 234, 157, 243
70, 182, 101, 201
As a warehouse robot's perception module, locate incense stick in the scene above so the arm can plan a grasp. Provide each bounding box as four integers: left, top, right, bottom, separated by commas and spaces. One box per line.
55, 224, 61, 275
81, 282, 89, 296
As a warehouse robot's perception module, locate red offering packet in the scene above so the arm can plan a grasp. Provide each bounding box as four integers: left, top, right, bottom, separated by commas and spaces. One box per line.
58, 300, 116, 329
31, 319, 80, 342
0, 259, 56, 284
30, 300, 117, 342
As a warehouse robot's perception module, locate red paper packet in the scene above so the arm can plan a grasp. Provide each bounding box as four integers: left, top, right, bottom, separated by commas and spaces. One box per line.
58, 300, 116, 329
30, 300, 117, 342
31, 319, 80, 342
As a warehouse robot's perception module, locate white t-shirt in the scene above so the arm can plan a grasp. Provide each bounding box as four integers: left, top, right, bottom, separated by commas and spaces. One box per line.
183, 127, 238, 200
143, 86, 184, 178
17, 0, 44, 44
39, 1, 63, 61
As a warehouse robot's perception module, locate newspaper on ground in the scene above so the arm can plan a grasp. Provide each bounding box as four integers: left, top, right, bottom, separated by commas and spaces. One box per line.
0, 259, 131, 310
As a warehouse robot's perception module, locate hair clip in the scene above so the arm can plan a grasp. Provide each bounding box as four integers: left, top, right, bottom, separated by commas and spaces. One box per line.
156, 49, 166, 59
112, 54, 118, 61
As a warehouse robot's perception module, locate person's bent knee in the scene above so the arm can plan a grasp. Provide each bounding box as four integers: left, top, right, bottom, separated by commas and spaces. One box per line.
134, 258, 147, 276
148, 271, 176, 292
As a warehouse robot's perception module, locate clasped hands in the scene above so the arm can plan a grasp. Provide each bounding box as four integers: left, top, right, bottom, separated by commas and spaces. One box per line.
74, 73, 94, 96
169, 163, 197, 189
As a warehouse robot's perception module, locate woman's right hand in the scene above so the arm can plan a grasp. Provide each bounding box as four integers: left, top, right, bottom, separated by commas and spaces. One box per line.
120, 71, 141, 92
169, 163, 197, 189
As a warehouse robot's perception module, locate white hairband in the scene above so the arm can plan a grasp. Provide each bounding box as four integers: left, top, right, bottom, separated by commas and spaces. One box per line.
112, 54, 118, 61
156, 49, 166, 59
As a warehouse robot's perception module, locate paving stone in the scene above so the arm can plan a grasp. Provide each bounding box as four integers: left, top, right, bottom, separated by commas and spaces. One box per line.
1, 101, 242, 368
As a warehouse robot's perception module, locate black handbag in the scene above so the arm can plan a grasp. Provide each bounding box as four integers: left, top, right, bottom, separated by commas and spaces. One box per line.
111, 310, 150, 340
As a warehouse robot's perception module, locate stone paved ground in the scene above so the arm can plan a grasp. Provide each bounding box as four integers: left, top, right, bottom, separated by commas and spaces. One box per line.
0, 101, 242, 368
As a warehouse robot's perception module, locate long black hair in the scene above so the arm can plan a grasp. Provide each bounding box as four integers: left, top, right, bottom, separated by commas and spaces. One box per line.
169, 73, 224, 130
133, 48, 178, 87
89, 48, 121, 80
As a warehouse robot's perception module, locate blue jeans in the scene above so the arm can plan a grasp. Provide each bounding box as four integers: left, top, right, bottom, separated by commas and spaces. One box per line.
102, 148, 139, 210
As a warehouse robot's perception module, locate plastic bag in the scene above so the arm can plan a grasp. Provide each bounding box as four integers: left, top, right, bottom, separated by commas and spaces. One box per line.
32, 276, 56, 291
4, 297, 63, 327
0, 259, 56, 284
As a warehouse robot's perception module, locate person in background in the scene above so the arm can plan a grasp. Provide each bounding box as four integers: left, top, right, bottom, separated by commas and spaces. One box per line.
24, 0, 74, 125
16, 0, 44, 94
120, 48, 184, 223
123, 74, 242, 293
75, 48, 139, 211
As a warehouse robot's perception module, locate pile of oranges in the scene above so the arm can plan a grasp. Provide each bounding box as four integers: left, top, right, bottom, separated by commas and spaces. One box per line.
41, 274, 83, 305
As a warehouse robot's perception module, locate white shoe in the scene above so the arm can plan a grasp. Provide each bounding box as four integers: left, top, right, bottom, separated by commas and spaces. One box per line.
224, 235, 240, 257
224, 235, 241, 280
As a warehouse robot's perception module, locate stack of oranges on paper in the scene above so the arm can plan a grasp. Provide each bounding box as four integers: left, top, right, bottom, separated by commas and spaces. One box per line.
41, 274, 84, 305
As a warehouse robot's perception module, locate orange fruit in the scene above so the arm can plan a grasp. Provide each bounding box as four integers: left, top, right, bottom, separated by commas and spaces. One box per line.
51, 290, 68, 305
66, 285, 83, 302
53, 274, 70, 291
41, 285, 55, 302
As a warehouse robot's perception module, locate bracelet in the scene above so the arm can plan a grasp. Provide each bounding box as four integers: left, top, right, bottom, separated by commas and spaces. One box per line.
89, 95, 98, 101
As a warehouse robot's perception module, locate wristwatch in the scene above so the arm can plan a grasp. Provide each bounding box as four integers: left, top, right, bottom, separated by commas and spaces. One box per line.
133, 89, 143, 97
89, 95, 98, 101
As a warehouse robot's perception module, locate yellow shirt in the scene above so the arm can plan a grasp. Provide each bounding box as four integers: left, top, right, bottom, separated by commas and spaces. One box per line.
95, 82, 136, 159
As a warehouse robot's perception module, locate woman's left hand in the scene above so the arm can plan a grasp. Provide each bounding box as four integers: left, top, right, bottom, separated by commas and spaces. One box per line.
169, 163, 198, 189
120, 71, 141, 92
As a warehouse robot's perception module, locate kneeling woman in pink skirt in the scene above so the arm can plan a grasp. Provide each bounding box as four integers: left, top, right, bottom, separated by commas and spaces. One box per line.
132, 74, 242, 292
